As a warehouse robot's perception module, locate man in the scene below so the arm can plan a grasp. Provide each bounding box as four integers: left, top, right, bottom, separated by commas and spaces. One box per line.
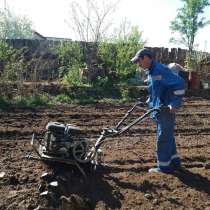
131, 48, 185, 173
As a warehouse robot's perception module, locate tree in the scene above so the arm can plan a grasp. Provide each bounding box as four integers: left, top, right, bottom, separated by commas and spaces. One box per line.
0, 7, 33, 39
99, 19, 145, 80
170, 0, 210, 67
114, 20, 145, 78
66, 0, 120, 68
66, 0, 120, 43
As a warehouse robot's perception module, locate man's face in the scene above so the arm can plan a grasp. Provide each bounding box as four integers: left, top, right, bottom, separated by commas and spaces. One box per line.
137, 56, 151, 70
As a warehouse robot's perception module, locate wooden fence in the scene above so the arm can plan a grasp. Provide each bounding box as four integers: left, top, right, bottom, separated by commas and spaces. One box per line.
2, 39, 210, 85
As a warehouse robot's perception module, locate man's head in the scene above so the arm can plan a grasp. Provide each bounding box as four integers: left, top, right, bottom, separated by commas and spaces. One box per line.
131, 48, 153, 70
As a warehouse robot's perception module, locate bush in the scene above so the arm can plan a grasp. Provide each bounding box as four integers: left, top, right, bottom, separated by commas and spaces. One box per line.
99, 25, 145, 84
0, 96, 10, 108
0, 42, 27, 81
0, 41, 15, 61
62, 64, 85, 86
93, 76, 114, 90
57, 41, 83, 78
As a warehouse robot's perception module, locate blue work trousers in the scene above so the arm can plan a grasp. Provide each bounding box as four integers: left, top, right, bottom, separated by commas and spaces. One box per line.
156, 111, 180, 172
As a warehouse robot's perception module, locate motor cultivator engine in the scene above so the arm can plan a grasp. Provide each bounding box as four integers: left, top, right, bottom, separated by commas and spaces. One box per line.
33, 122, 95, 163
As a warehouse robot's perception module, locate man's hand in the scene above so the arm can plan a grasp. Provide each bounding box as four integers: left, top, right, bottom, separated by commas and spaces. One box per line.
168, 105, 177, 113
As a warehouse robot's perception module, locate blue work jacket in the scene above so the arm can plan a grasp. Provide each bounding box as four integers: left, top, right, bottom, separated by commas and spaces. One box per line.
147, 61, 185, 109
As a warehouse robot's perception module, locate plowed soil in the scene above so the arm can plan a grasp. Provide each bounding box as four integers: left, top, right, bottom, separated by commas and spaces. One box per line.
1, 97, 210, 210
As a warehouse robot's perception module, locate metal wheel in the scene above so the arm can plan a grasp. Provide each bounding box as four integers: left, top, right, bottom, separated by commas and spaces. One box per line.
72, 140, 95, 163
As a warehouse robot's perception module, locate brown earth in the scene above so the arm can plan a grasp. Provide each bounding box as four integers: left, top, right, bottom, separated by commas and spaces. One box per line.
0, 97, 210, 210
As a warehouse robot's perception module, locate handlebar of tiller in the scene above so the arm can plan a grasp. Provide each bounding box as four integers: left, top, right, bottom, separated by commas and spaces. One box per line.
115, 101, 147, 130
85, 104, 170, 161
94, 104, 170, 150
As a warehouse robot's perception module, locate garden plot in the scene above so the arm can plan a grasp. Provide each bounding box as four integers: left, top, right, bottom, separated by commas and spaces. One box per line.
0, 97, 210, 210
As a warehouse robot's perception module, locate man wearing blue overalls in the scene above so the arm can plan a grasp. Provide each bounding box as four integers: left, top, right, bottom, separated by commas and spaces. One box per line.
131, 48, 185, 173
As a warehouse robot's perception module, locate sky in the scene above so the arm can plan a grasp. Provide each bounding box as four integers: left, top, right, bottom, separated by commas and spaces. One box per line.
1, 0, 210, 52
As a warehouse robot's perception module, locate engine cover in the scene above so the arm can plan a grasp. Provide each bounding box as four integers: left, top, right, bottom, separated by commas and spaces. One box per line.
46, 122, 82, 138
43, 122, 87, 158
46, 122, 66, 135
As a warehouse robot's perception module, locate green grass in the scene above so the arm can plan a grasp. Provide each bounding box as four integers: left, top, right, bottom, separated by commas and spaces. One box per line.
14, 94, 50, 107
53, 93, 98, 105
0, 96, 10, 108
0, 94, 50, 109
0, 85, 148, 108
